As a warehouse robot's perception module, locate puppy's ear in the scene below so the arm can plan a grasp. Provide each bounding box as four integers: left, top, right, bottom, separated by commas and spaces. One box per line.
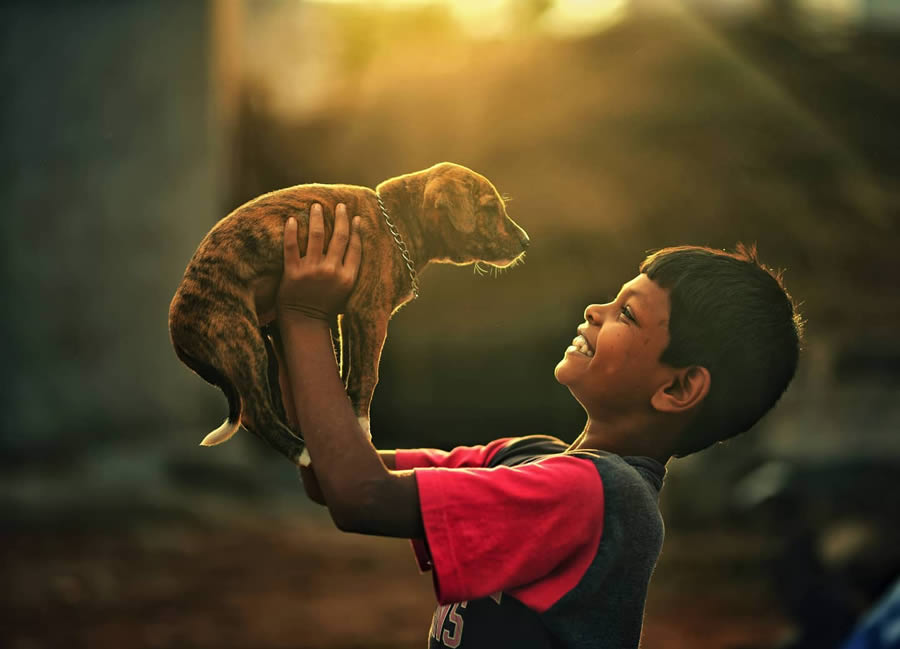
424, 176, 476, 233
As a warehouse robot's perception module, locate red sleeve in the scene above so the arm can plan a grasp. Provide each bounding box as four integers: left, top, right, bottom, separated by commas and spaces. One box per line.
394, 438, 513, 470
411, 455, 604, 612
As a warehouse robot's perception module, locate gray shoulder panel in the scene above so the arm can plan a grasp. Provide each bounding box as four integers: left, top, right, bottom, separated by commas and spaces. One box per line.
542, 452, 665, 649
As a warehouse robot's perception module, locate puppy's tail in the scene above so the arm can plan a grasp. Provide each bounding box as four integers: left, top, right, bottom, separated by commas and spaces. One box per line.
170, 337, 243, 447
198, 370, 242, 446
201, 416, 240, 446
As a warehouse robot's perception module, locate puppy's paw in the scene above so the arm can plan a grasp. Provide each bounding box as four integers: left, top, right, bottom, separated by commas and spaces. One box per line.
296, 420, 368, 469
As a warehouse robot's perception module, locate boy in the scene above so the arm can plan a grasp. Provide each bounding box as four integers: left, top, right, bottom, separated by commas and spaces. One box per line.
275, 203, 803, 648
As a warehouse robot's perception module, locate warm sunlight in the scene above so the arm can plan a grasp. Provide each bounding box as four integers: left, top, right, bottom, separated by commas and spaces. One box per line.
312, 0, 630, 37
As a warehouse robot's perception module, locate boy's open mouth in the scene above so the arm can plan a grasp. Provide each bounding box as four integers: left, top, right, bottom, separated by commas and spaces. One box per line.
568, 334, 594, 358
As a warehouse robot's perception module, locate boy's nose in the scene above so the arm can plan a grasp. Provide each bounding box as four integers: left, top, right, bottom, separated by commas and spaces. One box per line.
584, 304, 603, 323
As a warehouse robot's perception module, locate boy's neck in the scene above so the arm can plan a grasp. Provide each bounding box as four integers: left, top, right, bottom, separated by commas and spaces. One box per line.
568, 419, 672, 466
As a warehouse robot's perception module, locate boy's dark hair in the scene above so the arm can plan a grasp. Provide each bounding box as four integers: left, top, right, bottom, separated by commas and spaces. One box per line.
639, 243, 804, 457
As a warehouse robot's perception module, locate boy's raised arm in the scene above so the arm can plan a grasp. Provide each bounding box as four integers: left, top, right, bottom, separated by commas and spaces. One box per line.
277, 203, 422, 539
299, 451, 397, 506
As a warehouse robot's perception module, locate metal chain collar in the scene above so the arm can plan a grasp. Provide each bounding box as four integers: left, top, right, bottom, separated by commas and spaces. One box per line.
376, 192, 420, 299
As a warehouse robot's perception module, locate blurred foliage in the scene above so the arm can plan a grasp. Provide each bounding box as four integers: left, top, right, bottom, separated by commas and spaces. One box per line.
234, 8, 900, 450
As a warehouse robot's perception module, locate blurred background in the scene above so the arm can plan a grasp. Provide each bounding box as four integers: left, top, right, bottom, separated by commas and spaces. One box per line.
3, 0, 900, 647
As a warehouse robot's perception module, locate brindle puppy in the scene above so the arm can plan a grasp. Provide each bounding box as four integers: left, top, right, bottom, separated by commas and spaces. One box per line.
168, 162, 529, 466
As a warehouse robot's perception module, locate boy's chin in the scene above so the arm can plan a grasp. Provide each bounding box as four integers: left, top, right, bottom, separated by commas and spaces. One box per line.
554, 359, 570, 385
554, 363, 582, 398
554, 364, 591, 407
554, 354, 583, 386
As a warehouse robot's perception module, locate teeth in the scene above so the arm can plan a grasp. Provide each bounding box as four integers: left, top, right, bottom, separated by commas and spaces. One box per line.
569, 334, 594, 357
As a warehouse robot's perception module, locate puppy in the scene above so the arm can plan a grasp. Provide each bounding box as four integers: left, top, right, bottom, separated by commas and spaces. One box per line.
168, 162, 529, 466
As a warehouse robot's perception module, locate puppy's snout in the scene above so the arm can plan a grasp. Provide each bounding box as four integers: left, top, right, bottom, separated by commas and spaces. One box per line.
507, 220, 530, 250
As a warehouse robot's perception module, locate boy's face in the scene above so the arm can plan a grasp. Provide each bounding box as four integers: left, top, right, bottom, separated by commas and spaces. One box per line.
555, 273, 674, 418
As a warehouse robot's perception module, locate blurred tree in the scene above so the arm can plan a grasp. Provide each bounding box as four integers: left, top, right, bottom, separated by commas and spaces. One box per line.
512, 0, 556, 32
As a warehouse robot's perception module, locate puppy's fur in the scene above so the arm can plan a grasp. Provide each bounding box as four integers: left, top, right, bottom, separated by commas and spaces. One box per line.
168, 162, 529, 465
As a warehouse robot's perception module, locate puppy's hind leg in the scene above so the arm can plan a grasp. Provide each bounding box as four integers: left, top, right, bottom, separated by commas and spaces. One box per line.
210, 316, 306, 465
261, 323, 288, 427
266, 322, 315, 467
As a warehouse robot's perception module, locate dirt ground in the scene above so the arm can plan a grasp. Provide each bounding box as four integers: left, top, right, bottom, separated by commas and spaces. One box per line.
3, 509, 790, 649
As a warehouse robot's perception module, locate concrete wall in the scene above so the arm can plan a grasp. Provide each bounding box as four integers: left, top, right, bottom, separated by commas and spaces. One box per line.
2, 2, 226, 458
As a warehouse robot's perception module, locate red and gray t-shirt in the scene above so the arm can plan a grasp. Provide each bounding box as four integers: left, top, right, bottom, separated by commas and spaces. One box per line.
395, 435, 666, 649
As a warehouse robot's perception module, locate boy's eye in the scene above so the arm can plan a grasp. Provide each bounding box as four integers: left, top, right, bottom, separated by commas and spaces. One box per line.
620, 305, 637, 323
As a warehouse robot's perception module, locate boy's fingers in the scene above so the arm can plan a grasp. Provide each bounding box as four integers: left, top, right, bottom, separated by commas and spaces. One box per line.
306, 203, 325, 259
283, 217, 300, 268
327, 203, 350, 264
343, 216, 362, 279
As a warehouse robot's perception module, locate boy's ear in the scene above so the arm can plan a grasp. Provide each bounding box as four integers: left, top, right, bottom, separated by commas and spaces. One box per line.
651, 365, 710, 415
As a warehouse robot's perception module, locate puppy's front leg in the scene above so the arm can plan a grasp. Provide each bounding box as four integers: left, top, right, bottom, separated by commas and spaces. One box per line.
343, 311, 389, 441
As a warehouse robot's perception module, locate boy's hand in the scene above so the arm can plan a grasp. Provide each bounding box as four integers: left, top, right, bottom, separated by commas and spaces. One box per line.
277, 202, 362, 322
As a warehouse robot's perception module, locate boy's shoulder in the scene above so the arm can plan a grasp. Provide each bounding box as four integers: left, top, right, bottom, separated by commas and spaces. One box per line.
486, 437, 665, 647
488, 435, 666, 495
486, 434, 568, 467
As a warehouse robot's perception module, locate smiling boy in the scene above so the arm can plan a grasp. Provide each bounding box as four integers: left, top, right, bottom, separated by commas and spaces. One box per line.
275, 203, 803, 648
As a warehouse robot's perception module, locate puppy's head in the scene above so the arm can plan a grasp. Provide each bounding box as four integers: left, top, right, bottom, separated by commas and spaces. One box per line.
421, 162, 529, 268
